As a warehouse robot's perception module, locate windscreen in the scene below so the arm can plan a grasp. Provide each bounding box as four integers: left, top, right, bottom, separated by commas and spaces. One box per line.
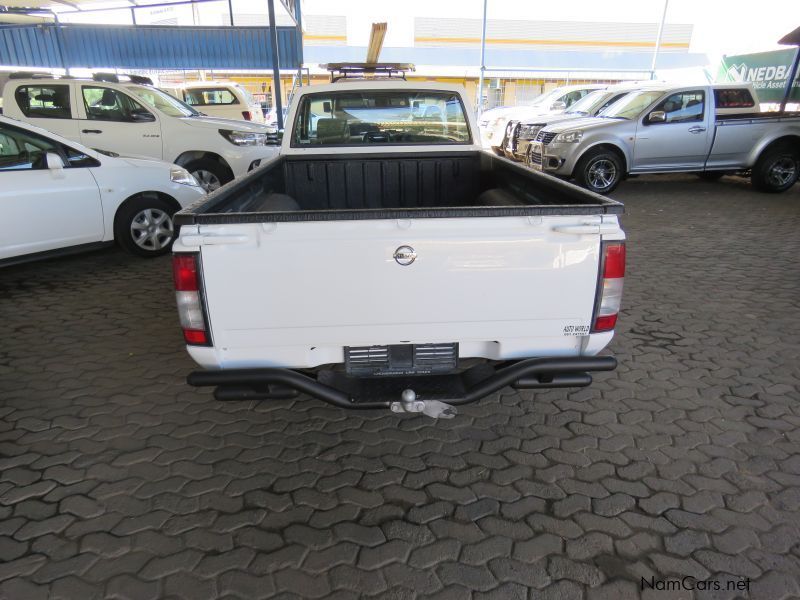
601, 90, 665, 120
565, 90, 609, 115
292, 90, 470, 146
127, 86, 198, 117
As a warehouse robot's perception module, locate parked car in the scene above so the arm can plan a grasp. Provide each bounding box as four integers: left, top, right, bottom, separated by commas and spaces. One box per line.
528, 83, 799, 193
505, 84, 649, 162
171, 75, 625, 416
2, 73, 278, 193
162, 81, 266, 124
479, 84, 605, 153
0, 115, 205, 265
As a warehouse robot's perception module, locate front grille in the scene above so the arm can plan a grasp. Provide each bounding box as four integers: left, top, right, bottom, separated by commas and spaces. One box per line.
518, 124, 542, 140
535, 130, 557, 145
529, 151, 543, 165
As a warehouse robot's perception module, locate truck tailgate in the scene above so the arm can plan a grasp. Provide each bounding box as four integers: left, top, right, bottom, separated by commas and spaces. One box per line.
188, 215, 611, 368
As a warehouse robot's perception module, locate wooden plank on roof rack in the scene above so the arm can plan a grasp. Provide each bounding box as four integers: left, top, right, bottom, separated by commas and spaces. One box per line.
366, 22, 387, 63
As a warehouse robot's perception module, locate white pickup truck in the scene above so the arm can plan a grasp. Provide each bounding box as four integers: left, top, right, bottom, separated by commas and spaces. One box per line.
2, 73, 278, 192
172, 78, 626, 416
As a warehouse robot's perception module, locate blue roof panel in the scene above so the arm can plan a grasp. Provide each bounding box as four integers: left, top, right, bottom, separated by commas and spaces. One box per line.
0, 24, 301, 70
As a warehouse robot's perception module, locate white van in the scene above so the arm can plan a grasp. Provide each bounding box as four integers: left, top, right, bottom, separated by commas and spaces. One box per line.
2, 74, 278, 191
163, 81, 266, 124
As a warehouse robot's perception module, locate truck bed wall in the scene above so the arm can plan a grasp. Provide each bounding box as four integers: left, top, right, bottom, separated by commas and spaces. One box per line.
199, 151, 601, 216
285, 154, 482, 209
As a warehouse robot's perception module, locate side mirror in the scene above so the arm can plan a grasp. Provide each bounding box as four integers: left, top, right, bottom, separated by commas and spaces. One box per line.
551, 101, 567, 111
323, 101, 332, 113
130, 110, 156, 123
45, 152, 65, 170
648, 110, 666, 124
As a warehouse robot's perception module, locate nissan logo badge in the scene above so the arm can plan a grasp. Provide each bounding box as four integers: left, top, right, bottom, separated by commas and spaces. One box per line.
394, 245, 417, 266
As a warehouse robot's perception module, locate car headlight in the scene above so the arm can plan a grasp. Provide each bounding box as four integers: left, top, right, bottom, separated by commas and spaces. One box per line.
219, 129, 267, 146
554, 130, 583, 143
170, 167, 200, 187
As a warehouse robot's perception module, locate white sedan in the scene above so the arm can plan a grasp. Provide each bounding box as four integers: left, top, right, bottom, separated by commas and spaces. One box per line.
0, 116, 206, 265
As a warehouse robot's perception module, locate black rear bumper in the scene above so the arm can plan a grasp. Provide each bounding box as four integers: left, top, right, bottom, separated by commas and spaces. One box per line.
187, 355, 617, 409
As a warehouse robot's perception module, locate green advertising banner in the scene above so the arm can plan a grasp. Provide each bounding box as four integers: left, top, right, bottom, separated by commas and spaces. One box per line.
717, 48, 800, 104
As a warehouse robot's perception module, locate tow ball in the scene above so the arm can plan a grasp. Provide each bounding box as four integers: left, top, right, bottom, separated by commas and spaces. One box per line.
389, 389, 457, 419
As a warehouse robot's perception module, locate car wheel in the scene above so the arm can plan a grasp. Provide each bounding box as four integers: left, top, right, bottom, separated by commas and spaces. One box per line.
115, 194, 177, 258
184, 158, 233, 193
751, 145, 799, 193
574, 149, 623, 194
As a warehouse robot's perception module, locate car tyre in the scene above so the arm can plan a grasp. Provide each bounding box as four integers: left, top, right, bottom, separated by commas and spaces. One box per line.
574, 148, 623, 194
115, 194, 177, 258
184, 158, 233, 193
751, 144, 799, 193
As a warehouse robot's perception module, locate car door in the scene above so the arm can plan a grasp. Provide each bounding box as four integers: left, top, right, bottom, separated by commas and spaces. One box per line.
11, 82, 82, 141
77, 85, 163, 159
0, 122, 103, 260
631, 90, 711, 171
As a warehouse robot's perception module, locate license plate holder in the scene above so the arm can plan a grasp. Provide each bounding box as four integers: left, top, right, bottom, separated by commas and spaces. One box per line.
345, 343, 458, 377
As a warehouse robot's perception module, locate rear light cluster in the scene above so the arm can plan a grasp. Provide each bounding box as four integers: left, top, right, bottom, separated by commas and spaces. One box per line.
242, 111, 253, 121
172, 253, 211, 345
592, 241, 625, 332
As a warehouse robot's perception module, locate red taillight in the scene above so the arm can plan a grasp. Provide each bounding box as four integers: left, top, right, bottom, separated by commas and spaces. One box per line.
173, 254, 198, 291
603, 243, 626, 279
172, 254, 210, 345
183, 329, 208, 344
592, 241, 625, 333
242, 111, 252, 121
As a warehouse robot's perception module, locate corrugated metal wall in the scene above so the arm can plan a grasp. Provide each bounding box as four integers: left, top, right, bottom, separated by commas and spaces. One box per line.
0, 24, 302, 70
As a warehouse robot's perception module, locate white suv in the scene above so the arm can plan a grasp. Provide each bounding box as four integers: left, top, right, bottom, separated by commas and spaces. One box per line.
479, 84, 606, 152
162, 81, 266, 124
1, 75, 279, 192
0, 115, 205, 265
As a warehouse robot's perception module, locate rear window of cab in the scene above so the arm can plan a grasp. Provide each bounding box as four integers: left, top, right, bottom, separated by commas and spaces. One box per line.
183, 88, 239, 106
292, 90, 471, 147
714, 88, 755, 109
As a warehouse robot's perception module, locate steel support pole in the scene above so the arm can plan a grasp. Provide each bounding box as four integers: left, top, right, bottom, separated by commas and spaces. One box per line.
267, 0, 283, 129
650, 0, 669, 79
476, 0, 488, 116
779, 47, 800, 113
227, 0, 234, 26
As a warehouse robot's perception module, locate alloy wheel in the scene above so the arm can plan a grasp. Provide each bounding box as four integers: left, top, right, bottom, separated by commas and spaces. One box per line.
130, 208, 174, 252
193, 169, 222, 192
767, 157, 797, 188
587, 159, 617, 191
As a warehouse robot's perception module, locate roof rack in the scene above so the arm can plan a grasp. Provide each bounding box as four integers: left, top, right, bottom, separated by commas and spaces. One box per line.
9, 71, 54, 80
322, 63, 415, 83
93, 73, 154, 85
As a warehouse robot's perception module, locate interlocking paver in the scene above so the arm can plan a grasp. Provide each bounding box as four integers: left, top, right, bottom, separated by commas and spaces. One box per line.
1, 175, 799, 598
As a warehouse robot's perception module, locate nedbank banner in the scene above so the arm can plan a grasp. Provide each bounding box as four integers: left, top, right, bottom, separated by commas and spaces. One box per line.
717, 48, 800, 103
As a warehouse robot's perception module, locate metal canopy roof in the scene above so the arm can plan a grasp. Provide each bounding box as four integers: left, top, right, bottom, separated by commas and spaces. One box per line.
0, 23, 302, 69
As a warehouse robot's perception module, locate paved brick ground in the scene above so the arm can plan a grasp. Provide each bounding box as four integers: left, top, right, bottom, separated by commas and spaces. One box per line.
1, 174, 800, 599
